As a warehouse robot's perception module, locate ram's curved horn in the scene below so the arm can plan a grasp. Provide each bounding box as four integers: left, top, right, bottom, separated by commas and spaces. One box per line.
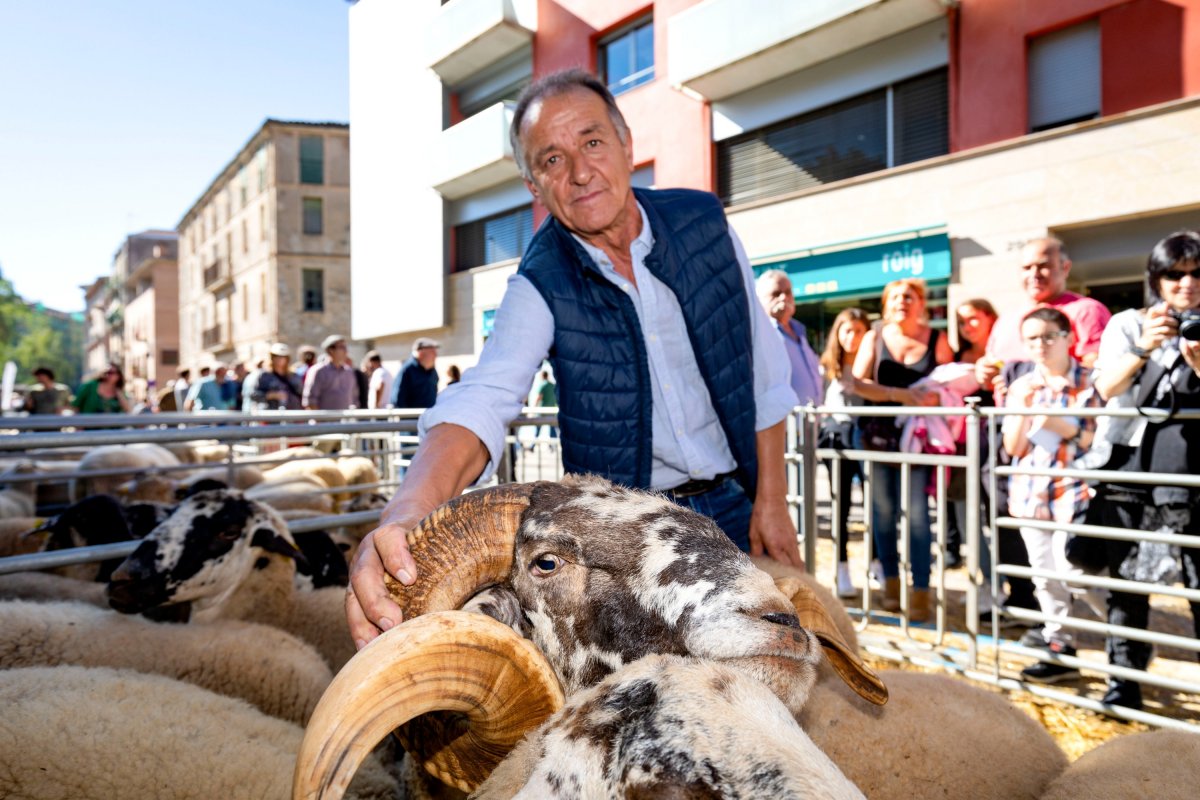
774, 577, 889, 706
383, 483, 542, 617
293, 611, 564, 799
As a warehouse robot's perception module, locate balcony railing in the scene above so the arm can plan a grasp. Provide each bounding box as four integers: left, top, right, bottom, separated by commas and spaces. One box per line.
201, 325, 230, 350
203, 259, 232, 292
427, 0, 536, 85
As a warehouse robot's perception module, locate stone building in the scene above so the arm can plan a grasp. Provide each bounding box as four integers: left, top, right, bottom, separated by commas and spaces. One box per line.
117, 231, 179, 403
80, 276, 111, 379
176, 119, 350, 373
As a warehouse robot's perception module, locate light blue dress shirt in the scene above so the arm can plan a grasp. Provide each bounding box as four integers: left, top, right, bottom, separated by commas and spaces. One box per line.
420, 202, 798, 490
776, 319, 823, 406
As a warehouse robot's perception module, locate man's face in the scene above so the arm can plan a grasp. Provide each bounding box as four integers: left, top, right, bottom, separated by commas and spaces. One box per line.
757, 274, 795, 324
214, 367, 227, 381
327, 342, 347, 365
303, 352, 316, 366
1020, 240, 1070, 303
416, 347, 437, 369
520, 89, 636, 240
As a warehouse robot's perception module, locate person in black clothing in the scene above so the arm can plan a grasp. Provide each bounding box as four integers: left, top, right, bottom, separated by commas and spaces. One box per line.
1089, 230, 1200, 710
391, 337, 440, 409
248, 344, 303, 411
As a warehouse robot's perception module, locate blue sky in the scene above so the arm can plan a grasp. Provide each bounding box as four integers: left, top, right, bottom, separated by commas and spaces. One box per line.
0, 0, 350, 312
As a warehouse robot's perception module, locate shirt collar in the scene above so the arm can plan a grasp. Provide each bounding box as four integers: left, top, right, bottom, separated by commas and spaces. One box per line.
570, 201, 653, 269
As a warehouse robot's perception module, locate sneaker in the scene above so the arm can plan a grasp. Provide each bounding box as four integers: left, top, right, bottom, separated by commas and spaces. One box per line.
944, 548, 963, 570
836, 562, 857, 599
1101, 679, 1144, 711
979, 609, 1024, 630
1018, 627, 1048, 649
1021, 643, 1080, 684
869, 559, 884, 589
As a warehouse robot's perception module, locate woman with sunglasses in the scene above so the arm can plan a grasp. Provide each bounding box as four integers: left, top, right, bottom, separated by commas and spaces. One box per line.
72, 362, 132, 414
1089, 230, 1200, 710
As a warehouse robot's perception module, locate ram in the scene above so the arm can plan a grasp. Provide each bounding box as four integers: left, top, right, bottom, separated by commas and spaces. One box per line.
294, 476, 885, 798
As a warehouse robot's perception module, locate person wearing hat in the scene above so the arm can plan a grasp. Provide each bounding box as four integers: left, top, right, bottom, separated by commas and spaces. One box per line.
245, 343, 303, 411
293, 345, 318, 381
302, 335, 358, 411
390, 337, 439, 409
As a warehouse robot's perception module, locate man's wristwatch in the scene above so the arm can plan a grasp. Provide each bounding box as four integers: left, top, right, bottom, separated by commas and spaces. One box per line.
1129, 344, 1152, 360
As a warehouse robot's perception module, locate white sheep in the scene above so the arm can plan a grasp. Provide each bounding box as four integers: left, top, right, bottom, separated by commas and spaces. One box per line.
0, 516, 45, 557
798, 670, 1068, 799
0, 571, 109, 607
1040, 728, 1200, 800
264, 457, 349, 505
107, 490, 355, 669
75, 443, 181, 497
0, 599, 333, 725
0, 665, 401, 800
336, 455, 381, 488
247, 475, 335, 514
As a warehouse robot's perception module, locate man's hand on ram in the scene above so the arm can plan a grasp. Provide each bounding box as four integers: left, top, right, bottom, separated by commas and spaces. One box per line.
346, 517, 421, 649
749, 494, 804, 570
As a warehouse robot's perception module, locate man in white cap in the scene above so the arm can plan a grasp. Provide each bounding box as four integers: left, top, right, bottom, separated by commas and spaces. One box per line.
245, 343, 303, 411
303, 334, 358, 411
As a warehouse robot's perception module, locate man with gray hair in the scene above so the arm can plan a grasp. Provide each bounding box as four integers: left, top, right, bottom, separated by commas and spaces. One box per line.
347, 68, 800, 647
756, 269, 822, 406
390, 338, 439, 409
302, 334, 357, 411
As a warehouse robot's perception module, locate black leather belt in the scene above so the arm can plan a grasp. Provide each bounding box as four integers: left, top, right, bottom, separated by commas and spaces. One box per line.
665, 471, 737, 498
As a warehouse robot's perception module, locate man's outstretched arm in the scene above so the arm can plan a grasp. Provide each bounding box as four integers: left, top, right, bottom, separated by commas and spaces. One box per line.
345, 423, 489, 648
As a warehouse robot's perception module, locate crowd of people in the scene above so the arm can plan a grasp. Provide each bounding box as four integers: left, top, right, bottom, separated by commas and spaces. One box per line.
768, 231, 1200, 712
12, 334, 452, 417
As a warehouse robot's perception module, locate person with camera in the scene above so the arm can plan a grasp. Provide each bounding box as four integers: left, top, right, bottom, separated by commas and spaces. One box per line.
1089, 229, 1200, 710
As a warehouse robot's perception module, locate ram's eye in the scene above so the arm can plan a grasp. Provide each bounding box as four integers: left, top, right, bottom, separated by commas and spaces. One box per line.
529, 554, 562, 576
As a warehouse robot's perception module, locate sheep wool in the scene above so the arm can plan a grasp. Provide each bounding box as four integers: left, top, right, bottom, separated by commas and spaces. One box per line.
0, 600, 333, 725
1041, 729, 1200, 800
798, 670, 1067, 800
0, 665, 400, 800
0, 572, 109, 607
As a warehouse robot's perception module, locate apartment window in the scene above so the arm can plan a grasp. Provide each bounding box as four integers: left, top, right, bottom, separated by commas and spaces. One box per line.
599, 17, 654, 96
302, 197, 323, 235
260, 273, 268, 313
717, 68, 948, 207
299, 135, 324, 184
302, 268, 324, 312
260, 205, 268, 241
225, 232, 232, 260
161, 349, 179, 366
242, 283, 249, 321
241, 220, 249, 252
455, 205, 534, 271
1028, 20, 1101, 132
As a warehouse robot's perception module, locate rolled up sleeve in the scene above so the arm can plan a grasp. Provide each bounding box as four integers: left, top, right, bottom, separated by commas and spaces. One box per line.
729, 227, 799, 430
418, 274, 554, 481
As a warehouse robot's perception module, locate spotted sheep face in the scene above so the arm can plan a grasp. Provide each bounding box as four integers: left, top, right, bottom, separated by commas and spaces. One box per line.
107, 490, 302, 614
507, 478, 821, 703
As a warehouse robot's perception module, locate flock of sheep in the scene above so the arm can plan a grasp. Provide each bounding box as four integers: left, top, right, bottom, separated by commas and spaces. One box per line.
0, 442, 1196, 798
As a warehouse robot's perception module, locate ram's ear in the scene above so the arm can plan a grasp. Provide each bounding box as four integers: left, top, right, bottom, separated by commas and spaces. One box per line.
251, 527, 306, 565
774, 577, 888, 706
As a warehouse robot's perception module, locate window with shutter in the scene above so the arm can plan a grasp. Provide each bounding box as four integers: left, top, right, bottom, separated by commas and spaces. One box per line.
1028, 20, 1101, 133
717, 68, 948, 207
299, 136, 324, 184
455, 205, 534, 272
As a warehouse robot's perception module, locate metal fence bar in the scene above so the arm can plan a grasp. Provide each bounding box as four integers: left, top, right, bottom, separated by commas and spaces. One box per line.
1000, 564, 1200, 602
0, 421, 419, 451
994, 516, 1200, 549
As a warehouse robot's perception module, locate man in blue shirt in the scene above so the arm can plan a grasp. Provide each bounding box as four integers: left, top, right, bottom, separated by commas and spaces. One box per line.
390, 338, 440, 409
756, 270, 823, 406
183, 363, 235, 412
347, 69, 801, 647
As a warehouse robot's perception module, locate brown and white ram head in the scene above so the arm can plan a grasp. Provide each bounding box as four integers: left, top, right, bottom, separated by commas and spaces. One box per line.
294, 475, 886, 798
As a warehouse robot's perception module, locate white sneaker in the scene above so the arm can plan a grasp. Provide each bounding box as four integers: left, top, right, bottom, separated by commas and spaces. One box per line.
836, 562, 857, 598
869, 559, 884, 589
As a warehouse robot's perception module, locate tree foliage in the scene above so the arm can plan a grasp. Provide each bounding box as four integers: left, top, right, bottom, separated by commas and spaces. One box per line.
0, 266, 85, 389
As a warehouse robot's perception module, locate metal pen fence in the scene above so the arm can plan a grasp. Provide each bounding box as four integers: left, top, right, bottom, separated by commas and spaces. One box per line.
3, 403, 1197, 731
792, 402, 1200, 732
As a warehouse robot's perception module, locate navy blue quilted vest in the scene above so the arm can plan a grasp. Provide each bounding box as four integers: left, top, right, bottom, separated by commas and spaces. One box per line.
519, 187, 758, 495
